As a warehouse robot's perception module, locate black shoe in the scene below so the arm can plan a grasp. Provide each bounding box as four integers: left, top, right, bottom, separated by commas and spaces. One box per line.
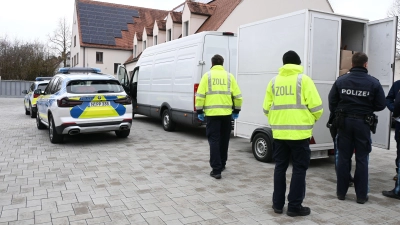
287, 206, 310, 217
337, 194, 345, 200
356, 196, 368, 204
272, 205, 282, 214
349, 181, 354, 187
382, 190, 400, 200
210, 171, 221, 179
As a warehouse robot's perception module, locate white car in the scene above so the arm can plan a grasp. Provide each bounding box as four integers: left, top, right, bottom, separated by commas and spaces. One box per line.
22, 77, 51, 118
35, 67, 132, 143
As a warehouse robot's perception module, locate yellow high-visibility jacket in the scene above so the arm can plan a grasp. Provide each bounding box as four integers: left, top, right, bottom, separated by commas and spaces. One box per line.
195, 65, 243, 116
263, 64, 323, 140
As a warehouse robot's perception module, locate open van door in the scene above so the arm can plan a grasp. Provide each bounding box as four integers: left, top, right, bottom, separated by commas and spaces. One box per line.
366, 16, 398, 149
117, 65, 129, 94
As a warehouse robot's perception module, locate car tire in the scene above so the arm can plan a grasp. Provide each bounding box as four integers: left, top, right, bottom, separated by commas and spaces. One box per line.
48, 115, 63, 144
115, 129, 130, 138
252, 133, 273, 162
162, 109, 176, 132
30, 103, 36, 118
36, 113, 46, 130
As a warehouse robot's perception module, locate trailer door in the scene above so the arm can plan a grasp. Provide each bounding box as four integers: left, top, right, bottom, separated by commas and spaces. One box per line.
308, 12, 341, 149
366, 17, 398, 149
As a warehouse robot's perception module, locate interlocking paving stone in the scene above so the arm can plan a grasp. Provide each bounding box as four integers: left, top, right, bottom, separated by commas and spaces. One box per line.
1, 98, 400, 224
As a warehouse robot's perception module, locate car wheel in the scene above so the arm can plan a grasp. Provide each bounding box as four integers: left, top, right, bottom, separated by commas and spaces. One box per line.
115, 129, 130, 138
162, 109, 176, 131
49, 115, 63, 144
252, 133, 273, 162
36, 113, 46, 130
30, 103, 36, 118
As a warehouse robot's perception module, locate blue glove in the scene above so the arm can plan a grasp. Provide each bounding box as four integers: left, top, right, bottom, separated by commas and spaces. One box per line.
198, 114, 205, 121
232, 113, 239, 120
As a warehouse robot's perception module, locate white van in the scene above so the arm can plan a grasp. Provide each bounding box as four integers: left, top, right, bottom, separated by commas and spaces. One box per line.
118, 31, 238, 131
235, 9, 397, 162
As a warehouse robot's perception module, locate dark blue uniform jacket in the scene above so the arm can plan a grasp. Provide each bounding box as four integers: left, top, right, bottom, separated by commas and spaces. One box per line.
329, 67, 386, 115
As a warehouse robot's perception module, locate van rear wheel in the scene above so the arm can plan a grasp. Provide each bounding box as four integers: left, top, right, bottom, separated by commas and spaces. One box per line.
162, 109, 176, 131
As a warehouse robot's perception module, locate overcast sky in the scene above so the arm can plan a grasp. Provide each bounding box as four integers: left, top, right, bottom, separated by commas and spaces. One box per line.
0, 0, 396, 42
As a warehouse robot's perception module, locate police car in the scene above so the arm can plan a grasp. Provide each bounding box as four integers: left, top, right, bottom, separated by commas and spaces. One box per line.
35, 67, 132, 143
22, 77, 52, 118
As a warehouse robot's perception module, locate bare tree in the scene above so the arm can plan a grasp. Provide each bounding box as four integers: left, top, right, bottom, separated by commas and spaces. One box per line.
388, 0, 400, 58
48, 17, 71, 67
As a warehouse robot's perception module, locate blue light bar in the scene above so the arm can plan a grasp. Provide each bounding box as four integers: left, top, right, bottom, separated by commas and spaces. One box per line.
58, 67, 102, 74
35, 77, 52, 81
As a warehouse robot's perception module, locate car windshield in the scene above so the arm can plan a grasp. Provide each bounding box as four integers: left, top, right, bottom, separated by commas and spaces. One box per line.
67, 80, 123, 94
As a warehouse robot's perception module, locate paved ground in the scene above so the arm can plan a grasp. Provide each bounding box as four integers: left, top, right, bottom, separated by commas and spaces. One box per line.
1, 98, 400, 225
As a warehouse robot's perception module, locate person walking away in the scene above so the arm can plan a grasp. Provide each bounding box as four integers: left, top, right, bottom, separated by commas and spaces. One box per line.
383, 90, 400, 199
263, 50, 323, 217
385, 79, 400, 180
195, 54, 243, 179
328, 52, 386, 204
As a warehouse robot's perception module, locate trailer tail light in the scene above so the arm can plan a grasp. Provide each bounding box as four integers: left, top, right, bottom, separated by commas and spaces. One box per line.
310, 136, 316, 144
57, 97, 83, 107
194, 83, 199, 111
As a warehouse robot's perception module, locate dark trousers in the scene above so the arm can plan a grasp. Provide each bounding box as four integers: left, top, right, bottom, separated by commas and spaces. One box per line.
273, 139, 310, 211
330, 126, 353, 181
395, 122, 400, 173
206, 115, 232, 174
336, 117, 371, 199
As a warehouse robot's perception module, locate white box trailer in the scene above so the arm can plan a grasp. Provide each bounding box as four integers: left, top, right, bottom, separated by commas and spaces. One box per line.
235, 9, 398, 162
117, 31, 237, 131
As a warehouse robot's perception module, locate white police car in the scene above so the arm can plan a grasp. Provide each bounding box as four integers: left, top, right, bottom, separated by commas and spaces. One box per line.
35, 67, 132, 143
22, 77, 51, 118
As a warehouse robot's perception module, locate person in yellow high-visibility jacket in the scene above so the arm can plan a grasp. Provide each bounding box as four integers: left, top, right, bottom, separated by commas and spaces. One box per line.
195, 54, 243, 179
263, 51, 323, 217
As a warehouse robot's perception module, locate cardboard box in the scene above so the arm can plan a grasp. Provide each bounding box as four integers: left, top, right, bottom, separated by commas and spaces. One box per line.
340, 50, 354, 70
339, 69, 349, 77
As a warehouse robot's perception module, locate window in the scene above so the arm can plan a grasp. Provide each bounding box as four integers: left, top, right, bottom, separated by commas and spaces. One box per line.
29, 83, 35, 92
154, 35, 158, 45
67, 80, 123, 94
96, 52, 103, 63
134, 45, 137, 57
143, 40, 146, 50
184, 21, 189, 36
74, 35, 76, 47
167, 29, 171, 41
37, 83, 48, 92
73, 56, 76, 67
53, 78, 63, 94
114, 63, 121, 75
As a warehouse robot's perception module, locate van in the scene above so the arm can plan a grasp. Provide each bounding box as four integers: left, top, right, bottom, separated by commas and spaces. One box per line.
118, 31, 238, 131
234, 9, 397, 162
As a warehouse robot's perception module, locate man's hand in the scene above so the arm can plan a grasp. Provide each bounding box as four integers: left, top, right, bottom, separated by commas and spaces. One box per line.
198, 114, 205, 121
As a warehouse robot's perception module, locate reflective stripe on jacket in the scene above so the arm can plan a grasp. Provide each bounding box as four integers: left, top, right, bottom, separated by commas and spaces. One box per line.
263, 64, 323, 140
195, 65, 242, 116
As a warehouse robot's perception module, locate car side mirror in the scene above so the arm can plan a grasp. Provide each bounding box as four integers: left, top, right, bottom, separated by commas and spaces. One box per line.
34, 89, 43, 95
22, 90, 28, 94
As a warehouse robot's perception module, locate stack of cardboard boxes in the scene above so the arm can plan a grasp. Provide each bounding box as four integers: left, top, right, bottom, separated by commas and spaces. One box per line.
339, 49, 354, 76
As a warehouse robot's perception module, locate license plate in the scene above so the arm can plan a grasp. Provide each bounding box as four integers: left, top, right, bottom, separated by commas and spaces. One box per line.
90, 101, 110, 107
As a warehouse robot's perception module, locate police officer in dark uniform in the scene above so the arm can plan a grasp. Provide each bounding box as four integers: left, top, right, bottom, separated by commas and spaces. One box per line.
328, 52, 386, 204
385, 80, 400, 180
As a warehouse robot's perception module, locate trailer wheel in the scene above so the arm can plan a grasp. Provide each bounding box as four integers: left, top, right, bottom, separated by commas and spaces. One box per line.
252, 133, 273, 162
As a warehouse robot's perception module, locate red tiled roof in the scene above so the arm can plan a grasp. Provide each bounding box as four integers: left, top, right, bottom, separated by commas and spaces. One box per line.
76, 0, 168, 50
124, 52, 142, 64
145, 25, 153, 36
170, 12, 183, 24
135, 32, 143, 41
156, 20, 167, 31
196, 0, 241, 33
187, 1, 216, 16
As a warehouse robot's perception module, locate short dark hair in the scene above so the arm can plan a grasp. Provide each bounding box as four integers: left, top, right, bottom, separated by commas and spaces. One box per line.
352, 52, 368, 67
211, 54, 224, 66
